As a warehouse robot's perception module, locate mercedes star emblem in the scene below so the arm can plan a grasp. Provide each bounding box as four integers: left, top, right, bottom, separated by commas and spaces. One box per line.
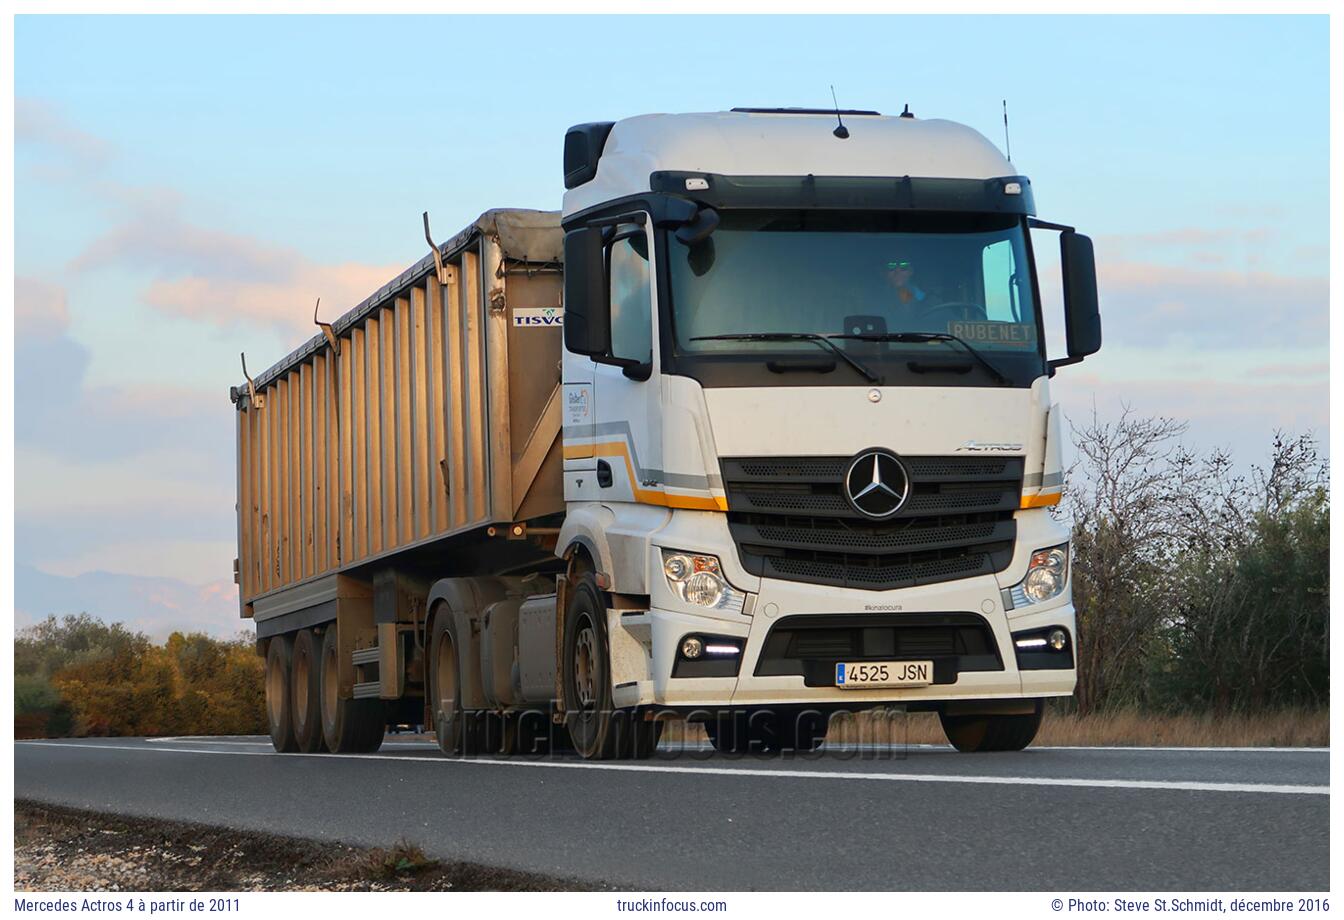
844, 449, 910, 519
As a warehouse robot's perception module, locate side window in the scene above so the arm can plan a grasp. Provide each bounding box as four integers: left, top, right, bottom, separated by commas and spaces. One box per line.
608, 229, 653, 366
981, 239, 1021, 322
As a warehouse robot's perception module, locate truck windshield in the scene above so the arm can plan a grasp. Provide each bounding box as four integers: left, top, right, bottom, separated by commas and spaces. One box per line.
667, 210, 1044, 382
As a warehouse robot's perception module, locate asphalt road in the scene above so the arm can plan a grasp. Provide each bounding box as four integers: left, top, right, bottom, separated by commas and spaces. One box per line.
14, 736, 1329, 890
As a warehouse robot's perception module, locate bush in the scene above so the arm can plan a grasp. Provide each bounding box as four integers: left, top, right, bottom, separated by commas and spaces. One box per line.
1065, 417, 1328, 714
13, 615, 265, 738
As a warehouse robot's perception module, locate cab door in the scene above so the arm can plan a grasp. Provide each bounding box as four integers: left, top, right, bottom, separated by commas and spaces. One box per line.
592, 218, 663, 506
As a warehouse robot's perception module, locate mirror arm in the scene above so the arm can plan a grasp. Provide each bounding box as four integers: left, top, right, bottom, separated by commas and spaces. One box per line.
1028, 217, 1076, 233
1048, 355, 1086, 370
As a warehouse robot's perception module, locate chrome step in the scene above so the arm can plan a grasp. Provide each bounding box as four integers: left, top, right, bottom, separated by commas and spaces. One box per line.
352, 681, 382, 699
351, 647, 380, 666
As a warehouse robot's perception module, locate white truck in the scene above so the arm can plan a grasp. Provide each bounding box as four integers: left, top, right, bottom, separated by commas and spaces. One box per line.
231, 106, 1101, 759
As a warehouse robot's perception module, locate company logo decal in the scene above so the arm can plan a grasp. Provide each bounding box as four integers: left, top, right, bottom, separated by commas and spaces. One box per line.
514, 307, 563, 327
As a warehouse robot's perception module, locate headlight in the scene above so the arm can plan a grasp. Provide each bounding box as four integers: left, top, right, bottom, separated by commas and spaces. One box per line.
661, 549, 746, 613
1009, 543, 1069, 607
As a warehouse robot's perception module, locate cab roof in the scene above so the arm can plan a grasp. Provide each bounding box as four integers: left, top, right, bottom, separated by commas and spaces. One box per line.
562, 110, 1017, 217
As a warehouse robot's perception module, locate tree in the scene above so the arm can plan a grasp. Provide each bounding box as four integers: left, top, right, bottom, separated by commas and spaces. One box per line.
1064, 415, 1328, 714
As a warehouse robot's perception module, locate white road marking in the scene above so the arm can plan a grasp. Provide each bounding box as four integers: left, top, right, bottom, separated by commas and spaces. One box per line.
16, 741, 1327, 796
140, 737, 1329, 754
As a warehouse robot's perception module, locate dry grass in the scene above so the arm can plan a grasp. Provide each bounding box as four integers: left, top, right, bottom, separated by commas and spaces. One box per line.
657, 707, 1328, 749
16, 801, 603, 891
348, 840, 440, 881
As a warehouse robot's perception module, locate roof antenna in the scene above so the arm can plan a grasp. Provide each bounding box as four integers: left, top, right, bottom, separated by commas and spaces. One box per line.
1002, 99, 1012, 162
830, 85, 849, 139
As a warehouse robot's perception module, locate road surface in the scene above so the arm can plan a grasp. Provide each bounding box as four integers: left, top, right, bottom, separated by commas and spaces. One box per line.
14, 736, 1329, 890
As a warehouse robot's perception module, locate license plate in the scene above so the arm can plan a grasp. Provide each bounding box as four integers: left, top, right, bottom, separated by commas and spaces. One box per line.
835, 660, 933, 689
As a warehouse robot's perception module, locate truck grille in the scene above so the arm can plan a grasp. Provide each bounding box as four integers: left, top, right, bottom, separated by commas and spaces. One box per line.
722, 455, 1021, 591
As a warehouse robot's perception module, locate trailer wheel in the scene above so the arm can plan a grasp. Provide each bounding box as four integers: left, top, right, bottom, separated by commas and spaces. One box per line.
265, 635, 298, 753
940, 700, 1044, 753
429, 612, 483, 756
319, 627, 384, 753
290, 629, 325, 753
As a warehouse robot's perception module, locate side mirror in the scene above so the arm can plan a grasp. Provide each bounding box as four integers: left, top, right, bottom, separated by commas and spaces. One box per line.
675, 207, 719, 245
563, 228, 609, 357
1056, 231, 1102, 366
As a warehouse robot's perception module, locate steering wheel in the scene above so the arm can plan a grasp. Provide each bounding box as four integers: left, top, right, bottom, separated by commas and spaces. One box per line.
914, 301, 988, 323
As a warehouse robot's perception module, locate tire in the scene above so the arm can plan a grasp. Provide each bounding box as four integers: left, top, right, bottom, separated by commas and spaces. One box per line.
940, 700, 1044, 752
428, 610, 484, 756
265, 635, 298, 753
318, 627, 384, 753
562, 574, 637, 760
290, 629, 325, 753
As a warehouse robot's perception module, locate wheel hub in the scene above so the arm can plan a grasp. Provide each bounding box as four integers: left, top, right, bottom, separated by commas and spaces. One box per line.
574, 619, 597, 709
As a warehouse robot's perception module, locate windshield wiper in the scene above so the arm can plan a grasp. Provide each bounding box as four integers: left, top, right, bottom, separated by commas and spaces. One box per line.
689, 332, 882, 384
828, 331, 1012, 386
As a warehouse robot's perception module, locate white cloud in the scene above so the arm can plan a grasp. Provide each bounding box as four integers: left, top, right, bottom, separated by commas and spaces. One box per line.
15, 98, 113, 168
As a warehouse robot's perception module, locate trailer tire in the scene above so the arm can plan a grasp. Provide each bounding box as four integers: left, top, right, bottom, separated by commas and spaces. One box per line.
429, 612, 484, 756
265, 635, 298, 753
291, 629, 325, 753
562, 574, 636, 760
319, 627, 384, 753
940, 700, 1044, 752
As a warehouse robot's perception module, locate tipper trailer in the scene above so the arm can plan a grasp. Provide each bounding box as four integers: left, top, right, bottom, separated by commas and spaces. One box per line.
231, 107, 1102, 758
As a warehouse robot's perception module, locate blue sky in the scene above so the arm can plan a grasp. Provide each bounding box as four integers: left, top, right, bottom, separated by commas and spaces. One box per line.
13, 14, 1330, 635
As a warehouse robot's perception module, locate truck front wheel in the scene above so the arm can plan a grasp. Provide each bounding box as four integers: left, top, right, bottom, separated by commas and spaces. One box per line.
563, 574, 654, 760
939, 700, 1044, 752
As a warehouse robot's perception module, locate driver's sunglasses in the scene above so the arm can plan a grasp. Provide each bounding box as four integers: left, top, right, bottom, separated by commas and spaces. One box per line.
887, 260, 911, 271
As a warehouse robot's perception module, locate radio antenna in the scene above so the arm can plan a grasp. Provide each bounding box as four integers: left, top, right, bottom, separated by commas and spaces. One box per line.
1002, 99, 1012, 162
830, 85, 849, 139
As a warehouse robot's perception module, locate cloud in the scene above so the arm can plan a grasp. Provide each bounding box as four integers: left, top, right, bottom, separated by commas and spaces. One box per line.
68, 193, 401, 338
70, 208, 296, 282
15, 563, 243, 641
1057, 373, 1328, 465
1096, 259, 1327, 350
1247, 361, 1329, 379
13, 104, 399, 632
14, 276, 72, 337
15, 98, 113, 168
143, 260, 401, 338
1039, 257, 1327, 352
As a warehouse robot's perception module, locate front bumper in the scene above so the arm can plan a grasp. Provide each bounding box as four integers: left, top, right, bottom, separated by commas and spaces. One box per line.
610, 573, 1076, 710
604, 505, 1076, 711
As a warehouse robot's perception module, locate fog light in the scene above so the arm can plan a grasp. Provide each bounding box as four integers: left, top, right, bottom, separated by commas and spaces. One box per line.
681, 636, 704, 659
1048, 629, 1068, 651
